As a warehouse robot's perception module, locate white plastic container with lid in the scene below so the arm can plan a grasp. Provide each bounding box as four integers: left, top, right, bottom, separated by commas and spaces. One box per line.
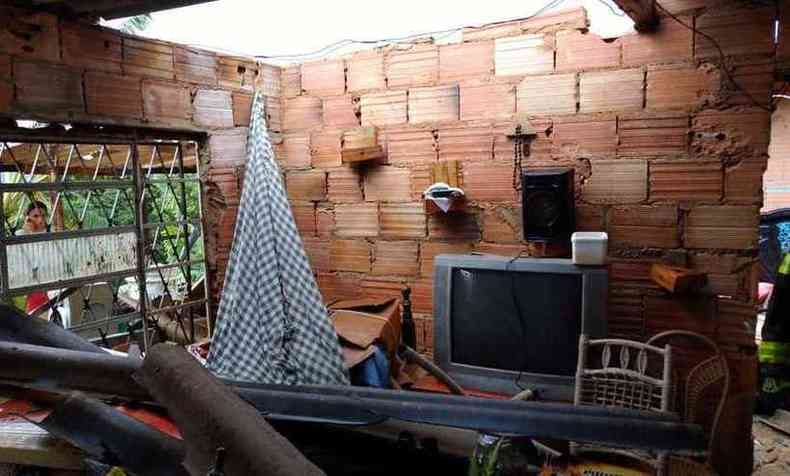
571, 232, 608, 266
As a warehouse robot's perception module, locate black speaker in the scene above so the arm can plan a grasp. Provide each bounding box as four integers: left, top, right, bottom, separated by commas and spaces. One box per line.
521, 168, 575, 243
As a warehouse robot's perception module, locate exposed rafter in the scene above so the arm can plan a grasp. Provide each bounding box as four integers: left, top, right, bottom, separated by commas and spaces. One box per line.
21, 0, 217, 19
612, 0, 659, 32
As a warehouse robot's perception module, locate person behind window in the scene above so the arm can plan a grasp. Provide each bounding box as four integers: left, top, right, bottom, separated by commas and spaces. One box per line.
16, 201, 49, 314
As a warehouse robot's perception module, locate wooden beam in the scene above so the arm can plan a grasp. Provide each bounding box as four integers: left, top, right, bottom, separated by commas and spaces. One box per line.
612, 0, 659, 32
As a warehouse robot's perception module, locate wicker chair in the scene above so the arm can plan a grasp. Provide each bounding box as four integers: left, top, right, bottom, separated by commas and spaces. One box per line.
646, 331, 729, 476
571, 334, 674, 475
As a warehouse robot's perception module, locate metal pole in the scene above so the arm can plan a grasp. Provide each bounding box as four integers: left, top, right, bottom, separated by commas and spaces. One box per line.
177, 144, 195, 343
131, 141, 150, 351
193, 141, 214, 337
0, 144, 9, 299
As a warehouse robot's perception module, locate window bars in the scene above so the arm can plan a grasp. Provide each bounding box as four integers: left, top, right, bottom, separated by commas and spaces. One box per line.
0, 139, 212, 350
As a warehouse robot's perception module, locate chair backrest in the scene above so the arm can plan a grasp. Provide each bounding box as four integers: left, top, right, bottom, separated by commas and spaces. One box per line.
575, 335, 673, 413
646, 330, 729, 461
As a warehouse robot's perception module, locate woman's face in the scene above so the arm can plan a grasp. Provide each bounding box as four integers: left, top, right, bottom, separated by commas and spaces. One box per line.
26, 207, 46, 232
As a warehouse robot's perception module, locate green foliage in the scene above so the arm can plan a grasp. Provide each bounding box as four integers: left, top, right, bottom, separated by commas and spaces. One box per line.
121, 14, 153, 34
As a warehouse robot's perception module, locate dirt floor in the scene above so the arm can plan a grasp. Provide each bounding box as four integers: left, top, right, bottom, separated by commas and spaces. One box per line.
753, 416, 790, 475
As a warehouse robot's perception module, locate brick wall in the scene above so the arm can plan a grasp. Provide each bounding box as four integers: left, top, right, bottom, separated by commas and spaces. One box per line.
277, 4, 774, 474
0, 5, 279, 300
0, 3, 777, 474
767, 98, 790, 211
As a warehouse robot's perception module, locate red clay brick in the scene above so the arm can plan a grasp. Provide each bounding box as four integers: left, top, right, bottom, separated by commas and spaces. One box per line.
232, 93, 253, 127
685, 206, 759, 249
419, 241, 474, 276
495, 34, 554, 76
646, 65, 717, 111
692, 109, 771, 157
347, 51, 386, 93
329, 240, 371, 273
292, 202, 317, 237
372, 241, 419, 277
257, 63, 281, 98
265, 96, 282, 132
0, 57, 10, 112
474, 242, 528, 257
311, 130, 342, 168
193, 89, 234, 128
14, 61, 83, 113
360, 279, 408, 302
494, 119, 553, 162
360, 90, 407, 127
461, 81, 516, 121
649, 160, 722, 203
317, 207, 335, 238
721, 61, 774, 108
282, 65, 301, 98
438, 123, 494, 162
584, 160, 647, 204
323, 95, 359, 128
482, 206, 522, 243
280, 132, 311, 169
580, 69, 643, 113
335, 202, 379, 238
608, 205, 680, 248
383, 126, 436, 164
364, 166, 412, 202
209, 128, 248, 167
328, 167, 364, 203
556, 30, 620, 72
217, 56, 256, 92
317, 272, 362, 303
411, 165, 433, 200
62, 24, 122, 73
283, 96, 322, 132
552, 116, 617, 157
618, 113, 689, 157
85, 72, 142, 119
301, 59, 345, 97
516, 73, 577, 116
439, 41, 494, 83
462, 162, 518, 202
303, 237, 330, 272
286, 170, 327, 201
411, 278, 434, 314
695, 6, 775, 59
174, 46, 217, 86
429, 213, 481, 241
725, 157, 765, 204
621, 17, 693, 66
0, 8, 60, 62
141, 80, 190, 122
380, 203, 426, 239
408, 85, 459, 124
123, 37, 174, 80
386, 44, 439, 88
462, 7, 588, 42
575, 205, 605, 232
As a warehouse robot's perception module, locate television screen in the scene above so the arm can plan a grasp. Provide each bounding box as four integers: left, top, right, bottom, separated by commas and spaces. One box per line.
450, 268, 583, 377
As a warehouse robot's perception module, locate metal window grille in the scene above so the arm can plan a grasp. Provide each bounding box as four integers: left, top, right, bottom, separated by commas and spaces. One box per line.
0, 137, 212, 350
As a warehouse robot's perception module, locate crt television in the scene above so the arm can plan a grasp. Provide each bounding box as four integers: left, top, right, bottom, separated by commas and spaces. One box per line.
433, 254, 608, 401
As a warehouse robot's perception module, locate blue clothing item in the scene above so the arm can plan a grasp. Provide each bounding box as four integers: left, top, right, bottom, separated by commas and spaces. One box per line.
350, 346, 390, 388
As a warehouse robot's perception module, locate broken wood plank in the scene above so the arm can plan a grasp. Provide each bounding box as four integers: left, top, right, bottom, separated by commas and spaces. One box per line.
341, 146, 386, 164
650, 263, 707, 294
342, 127, 378, 150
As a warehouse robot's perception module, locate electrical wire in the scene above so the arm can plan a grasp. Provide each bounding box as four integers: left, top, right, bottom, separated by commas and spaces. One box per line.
595, 0, 626, 17
655, 1, 775, 113
252, 0, 567, 60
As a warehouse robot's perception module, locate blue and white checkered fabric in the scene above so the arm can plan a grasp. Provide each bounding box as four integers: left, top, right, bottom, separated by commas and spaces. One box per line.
207, 92, 349, 386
